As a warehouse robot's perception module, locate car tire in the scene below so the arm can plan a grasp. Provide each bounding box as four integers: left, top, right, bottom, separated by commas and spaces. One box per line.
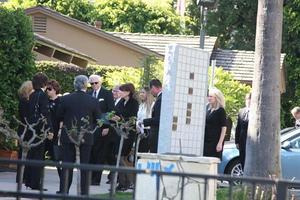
225, 158, 244, 177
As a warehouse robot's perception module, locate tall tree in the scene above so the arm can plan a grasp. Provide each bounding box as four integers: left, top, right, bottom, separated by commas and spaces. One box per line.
244, 0, 283, 178
185, 0, 257, 50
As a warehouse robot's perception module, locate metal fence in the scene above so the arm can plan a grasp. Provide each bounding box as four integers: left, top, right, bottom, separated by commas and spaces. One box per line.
0, 158, 299, 200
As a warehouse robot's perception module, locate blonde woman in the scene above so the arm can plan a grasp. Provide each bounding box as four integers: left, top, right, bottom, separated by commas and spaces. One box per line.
17, 81, 33, 135
136, 87, 155, 152
204, 88, 227, 159
16, 80, 33, 183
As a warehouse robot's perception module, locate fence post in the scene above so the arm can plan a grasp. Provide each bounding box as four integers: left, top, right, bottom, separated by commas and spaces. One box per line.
277, 181, 288, 200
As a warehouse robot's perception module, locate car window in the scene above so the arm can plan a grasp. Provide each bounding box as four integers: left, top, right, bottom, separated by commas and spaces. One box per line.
290, 135, 300, 149
281, 128, 300, 143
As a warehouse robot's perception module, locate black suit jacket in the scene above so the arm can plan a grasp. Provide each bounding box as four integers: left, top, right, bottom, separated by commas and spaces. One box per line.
89, 87, 114, 114
143, 93, 162, 133
115, 98, 139, 121
57, 91, 101, 145
27, 89, 52, 141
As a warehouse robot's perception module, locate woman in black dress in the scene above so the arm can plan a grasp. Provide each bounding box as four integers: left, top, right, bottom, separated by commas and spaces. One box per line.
204, 88, 227, 159
16, 80, 33, 183
112, 83, 139, 191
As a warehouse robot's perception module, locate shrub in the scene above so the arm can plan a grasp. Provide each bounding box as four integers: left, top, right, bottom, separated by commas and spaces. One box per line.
208, 67, 252, 122
0, 7, 36, 120
35, 61, 143, 92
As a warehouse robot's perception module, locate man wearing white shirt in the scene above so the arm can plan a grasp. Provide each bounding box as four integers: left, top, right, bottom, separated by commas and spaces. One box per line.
142, 79, 162, 153
88, 74, 115, 185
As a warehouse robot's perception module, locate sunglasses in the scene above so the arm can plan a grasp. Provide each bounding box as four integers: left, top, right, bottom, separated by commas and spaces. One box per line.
90, 82, 98, 85
46, 87, 53, 91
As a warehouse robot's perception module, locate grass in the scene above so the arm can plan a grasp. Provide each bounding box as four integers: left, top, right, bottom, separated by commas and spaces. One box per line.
217, 187, 248, 200
93, 192, 133, 200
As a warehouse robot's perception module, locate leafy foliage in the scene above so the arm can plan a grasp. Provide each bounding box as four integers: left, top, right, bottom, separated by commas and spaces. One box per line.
140, 56, 164, 87
94, 0, 182, 34
280, 0, 300, 127
3, 0, 183, 34
36, 61, 143, 92
209, 67, 251, 122
0, 7, 36, 120
185, 0, 257, 50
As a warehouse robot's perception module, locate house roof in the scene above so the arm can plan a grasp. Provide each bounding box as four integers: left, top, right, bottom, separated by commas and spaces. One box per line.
110, 32, 218, 56
25, 6, 161, 57
34, 33, 96, 62
211, 49, 286, 82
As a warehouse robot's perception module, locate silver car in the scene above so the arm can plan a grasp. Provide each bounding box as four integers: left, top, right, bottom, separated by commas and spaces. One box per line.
218, 127, 300, 181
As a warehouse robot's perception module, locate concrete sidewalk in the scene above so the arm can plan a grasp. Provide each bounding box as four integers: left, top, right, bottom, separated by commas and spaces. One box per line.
0, 167, 112, 200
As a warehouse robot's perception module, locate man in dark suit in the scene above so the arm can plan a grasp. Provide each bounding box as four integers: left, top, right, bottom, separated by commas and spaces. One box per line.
235, 93, 251, 170
25, 72, 53, 191
56, 75, 101, 195
143, 79, 162, 153
88, 74, 115, 185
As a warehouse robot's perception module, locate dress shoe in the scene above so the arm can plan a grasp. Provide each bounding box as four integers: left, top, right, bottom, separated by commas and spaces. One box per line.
56, 190, 69, 194
116, 185, 128, 192
128, 183, 134, 190
26, 186, 47, 191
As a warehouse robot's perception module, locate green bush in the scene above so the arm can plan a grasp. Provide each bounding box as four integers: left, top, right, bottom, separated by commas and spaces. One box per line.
0, 7, 36, 120
208, 67, 252, 122
36, 61, 143, 92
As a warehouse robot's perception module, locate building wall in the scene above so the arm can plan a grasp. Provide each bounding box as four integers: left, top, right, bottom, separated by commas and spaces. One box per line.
30, 13, 146, 67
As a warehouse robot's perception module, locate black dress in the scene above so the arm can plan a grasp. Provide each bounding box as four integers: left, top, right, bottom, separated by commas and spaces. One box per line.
16, 97, 30, 183
204, 107, 227, 159
114, 98, 139, 156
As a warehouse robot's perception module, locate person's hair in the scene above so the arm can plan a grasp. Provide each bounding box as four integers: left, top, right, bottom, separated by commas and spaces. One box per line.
47, 79, 61, 95
208, 87, 225, 109
74, 75, 88, 91
32, 72, 48, 90
119, 83, 135, 98
291, 107, 300, 118
140, 87, 155, 114
88, 74, 102, 83
149, 79, 162, 88
18, 80, 33, 100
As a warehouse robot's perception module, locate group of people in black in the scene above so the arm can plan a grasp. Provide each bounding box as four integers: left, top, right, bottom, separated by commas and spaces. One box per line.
16, 72, 162, 194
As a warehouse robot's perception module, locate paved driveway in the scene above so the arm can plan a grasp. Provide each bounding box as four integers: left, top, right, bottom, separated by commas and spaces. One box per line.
0, 167, 111, 199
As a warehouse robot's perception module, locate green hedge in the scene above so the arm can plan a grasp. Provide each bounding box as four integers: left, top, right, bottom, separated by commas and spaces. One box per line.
0, 8, 36, 120
36, 61, 143, 93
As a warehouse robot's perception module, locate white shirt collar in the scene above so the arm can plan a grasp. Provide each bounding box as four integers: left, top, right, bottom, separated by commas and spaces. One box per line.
93, 87, 101, 97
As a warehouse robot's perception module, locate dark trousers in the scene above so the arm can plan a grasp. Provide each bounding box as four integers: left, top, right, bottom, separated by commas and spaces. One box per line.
24, 143, 45, 189
239, 141, 246, 170
59, 143, 92, 195
136, 129, 150, 153
148, 131, 158, 153
90, 133, 116, 184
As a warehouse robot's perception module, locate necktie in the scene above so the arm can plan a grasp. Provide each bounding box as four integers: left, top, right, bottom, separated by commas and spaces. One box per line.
93, 91, 97, 98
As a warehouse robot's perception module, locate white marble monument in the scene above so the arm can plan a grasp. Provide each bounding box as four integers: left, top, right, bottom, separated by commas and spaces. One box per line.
158, 44, 210, 155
